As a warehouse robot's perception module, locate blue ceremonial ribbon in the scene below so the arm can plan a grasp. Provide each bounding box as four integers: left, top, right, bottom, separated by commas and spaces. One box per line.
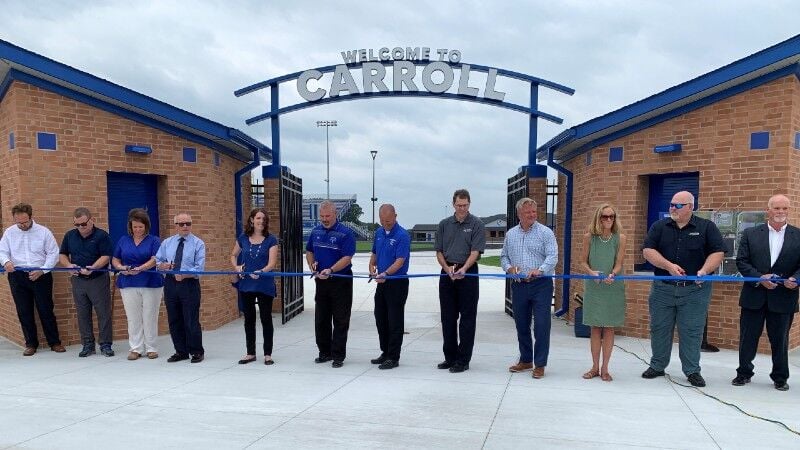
0, 266, 791, 285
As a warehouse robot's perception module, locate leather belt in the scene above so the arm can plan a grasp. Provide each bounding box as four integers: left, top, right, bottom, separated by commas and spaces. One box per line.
662, 280, 693, 287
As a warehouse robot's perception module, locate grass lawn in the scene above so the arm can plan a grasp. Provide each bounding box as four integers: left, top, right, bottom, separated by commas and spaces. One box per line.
355, 241, 436, 252
479, 255, 500, 267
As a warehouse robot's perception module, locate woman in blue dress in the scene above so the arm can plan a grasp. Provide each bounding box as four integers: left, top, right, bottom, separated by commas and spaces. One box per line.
111, 208, 163, 361
230, 208, 279, 365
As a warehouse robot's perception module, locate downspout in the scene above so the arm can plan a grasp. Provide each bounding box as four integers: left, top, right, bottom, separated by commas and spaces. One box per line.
545, 131, 576, 317
233, 143, 261, 237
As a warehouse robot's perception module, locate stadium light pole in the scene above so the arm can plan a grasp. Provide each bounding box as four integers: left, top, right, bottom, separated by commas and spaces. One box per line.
370, 150, 378, 230
316, 120, 337, 199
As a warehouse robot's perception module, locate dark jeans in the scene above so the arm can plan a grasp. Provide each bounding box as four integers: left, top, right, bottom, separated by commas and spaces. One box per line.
164, 277, 203, 356
737, 304, 794, 382
70, 275, 112, 347
314, 276, 353, 361
8, 271, 60, 348
374, 278, 409, 361
241, 291, 274, 355
511, 278, 553, 367
439, 265, 479, 365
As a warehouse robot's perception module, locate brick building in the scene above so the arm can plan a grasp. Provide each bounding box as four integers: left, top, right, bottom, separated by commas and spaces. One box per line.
0, 39, 272, 347
538, 34, 800, 351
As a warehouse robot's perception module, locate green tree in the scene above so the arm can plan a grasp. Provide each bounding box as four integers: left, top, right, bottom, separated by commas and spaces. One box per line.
342, 202, 364, 224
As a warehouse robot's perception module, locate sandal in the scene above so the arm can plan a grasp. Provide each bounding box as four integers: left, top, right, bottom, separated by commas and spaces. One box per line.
582, 369, 600, 379
601, 372, 613, 382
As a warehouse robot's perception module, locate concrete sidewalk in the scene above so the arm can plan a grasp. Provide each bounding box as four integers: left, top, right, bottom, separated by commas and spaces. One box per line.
0, 251, 799, 449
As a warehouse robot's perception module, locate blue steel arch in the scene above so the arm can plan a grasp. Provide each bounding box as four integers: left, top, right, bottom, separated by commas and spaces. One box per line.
235, 59, 574, 174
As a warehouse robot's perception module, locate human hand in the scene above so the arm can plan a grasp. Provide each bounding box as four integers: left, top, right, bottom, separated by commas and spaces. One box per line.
668, 263, 686, 277
3, 261, 15, 273
603, 272, 615, 285
317, 268, 331, 280
375, 272, 387, 284
28, 270, 43, 281
759, 274, 778, 290
453, 267, 466, 280
784, 277, 797, 289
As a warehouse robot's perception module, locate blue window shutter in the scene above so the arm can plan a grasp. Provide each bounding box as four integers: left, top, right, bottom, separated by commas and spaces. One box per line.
37, 132, 56, 150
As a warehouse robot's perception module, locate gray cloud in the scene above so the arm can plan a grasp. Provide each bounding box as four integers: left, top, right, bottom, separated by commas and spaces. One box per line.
2, 0, 798, 225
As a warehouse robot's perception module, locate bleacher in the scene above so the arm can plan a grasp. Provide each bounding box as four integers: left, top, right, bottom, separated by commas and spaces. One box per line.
303, 194, 370, 239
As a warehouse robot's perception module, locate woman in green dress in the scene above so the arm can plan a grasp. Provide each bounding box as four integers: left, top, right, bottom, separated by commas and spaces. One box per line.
578, 203, 626, 381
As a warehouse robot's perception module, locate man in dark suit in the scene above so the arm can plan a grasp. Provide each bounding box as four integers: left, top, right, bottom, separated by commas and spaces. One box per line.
734, 194, 800, 391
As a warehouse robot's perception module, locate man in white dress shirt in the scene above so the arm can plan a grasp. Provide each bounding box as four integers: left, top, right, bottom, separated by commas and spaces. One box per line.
0, 203, 64, 356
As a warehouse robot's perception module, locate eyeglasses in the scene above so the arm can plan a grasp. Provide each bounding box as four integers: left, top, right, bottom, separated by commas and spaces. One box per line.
175, 222, 192, 227
73, 220, 90, 227
669, 203, 691, 209
600, 215, 616, 220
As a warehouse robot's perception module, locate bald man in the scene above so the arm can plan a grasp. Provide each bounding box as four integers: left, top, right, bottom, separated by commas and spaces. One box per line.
733, 194, 800, 391
368, 204, 410, 370
641, 191, 724, 387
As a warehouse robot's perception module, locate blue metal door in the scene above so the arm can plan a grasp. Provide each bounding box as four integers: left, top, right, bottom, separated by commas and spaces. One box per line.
647, 172, 699, 229
106, 172, 159, 248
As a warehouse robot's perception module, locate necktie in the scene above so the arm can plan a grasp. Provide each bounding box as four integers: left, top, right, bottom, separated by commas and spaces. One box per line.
173, 237, 185, 272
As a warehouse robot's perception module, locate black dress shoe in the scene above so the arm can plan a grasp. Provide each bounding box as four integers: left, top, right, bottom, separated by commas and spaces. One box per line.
238, 356, 256, 364
437, 361, 453, 370
190, 354, 204, 363
331, 360, 344, 368
687, 372, 706, 387
315, 355, 333, 363
449, 362, 469, 373
641, 367, 665, 379
167, 353, 190, 363
378, 359, 398, 370
371, 355, 387, 365
700, 343, 720, 353
731, 375, 751, 386
774, 381, 790, 391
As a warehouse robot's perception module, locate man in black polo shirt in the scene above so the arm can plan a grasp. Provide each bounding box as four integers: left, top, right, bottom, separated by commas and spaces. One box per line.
59, 207, 114, 357
435, 189, 486, 373
641, 191, 724, 387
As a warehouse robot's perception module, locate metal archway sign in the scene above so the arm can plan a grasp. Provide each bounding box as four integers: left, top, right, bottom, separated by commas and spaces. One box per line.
235, 46, 574, 175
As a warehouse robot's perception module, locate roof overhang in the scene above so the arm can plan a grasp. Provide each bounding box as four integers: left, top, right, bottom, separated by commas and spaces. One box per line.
0, 39, 270, 163
537, 33, 800, 163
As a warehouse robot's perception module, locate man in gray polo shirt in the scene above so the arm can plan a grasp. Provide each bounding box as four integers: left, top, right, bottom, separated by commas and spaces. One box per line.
435, 189, 485, 373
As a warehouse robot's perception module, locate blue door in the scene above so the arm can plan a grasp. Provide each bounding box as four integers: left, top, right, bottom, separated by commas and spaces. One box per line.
106, 172, 159, 248
647, 172, 700, 229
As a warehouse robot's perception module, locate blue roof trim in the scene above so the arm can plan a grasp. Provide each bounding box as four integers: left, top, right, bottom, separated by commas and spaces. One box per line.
0, 39, 234, 139
0, 71, 13, 102
577, 34, 800, 138
536, 33, 800, 161
235, 60, 574, 97
8, 69, 254, 162
0, 38, 270, 163
244, 90, 565, 125
556, 63, 798, 162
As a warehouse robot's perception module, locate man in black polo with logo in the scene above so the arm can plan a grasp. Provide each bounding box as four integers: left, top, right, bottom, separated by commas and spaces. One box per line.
435, 189, 486, 373
641, 191, 724, 387
59, 207, 115, 357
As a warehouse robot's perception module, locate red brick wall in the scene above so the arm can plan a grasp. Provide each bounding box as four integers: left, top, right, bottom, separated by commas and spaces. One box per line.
557, 74, 800, 352
0, 81, 253, 348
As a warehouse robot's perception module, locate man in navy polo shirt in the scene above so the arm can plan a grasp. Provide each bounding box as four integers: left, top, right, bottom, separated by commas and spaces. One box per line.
368, 204, 411, 370
306, 200, 356, 368
59, 207, 114, 357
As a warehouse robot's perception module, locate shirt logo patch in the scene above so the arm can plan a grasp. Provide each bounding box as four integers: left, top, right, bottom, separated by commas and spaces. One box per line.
330, 236, 337, 244
463, 228, 472, 232
689, 232, 700, 236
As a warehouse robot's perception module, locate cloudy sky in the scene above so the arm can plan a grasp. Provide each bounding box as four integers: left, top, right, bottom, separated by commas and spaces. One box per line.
1, 1, 798, 226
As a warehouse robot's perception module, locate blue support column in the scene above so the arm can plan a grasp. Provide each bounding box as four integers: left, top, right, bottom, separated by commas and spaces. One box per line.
527, 82, 539, 168
265, 83, 281, 179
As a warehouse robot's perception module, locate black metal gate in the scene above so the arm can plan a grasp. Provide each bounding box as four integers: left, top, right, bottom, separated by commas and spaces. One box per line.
505, 170, 529, 316
279, 169, 304, 324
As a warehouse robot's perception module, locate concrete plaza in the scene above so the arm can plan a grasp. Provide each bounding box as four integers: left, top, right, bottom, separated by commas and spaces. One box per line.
0, 250, 798, 449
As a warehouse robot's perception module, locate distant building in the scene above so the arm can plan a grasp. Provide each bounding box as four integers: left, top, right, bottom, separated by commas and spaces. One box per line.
302, 194, 370, 240
411, 214, 508, 244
